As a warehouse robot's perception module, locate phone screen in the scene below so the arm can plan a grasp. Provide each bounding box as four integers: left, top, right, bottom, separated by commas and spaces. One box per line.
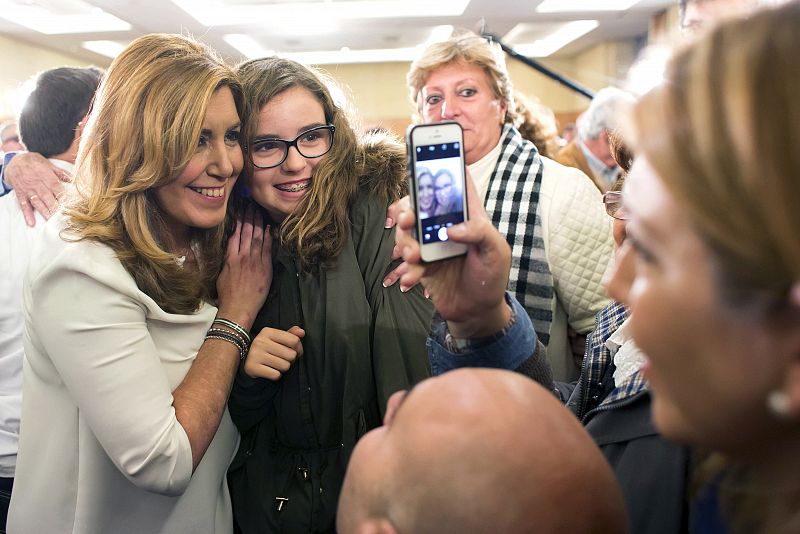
413, 141, 465, 245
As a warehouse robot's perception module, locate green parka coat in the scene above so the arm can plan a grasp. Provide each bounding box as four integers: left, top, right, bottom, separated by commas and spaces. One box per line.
228, 133, 434, 533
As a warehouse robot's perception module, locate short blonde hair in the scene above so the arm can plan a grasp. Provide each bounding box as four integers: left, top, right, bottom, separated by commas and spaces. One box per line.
407, 30, 518, 126
633, 2, 800, 306
66, 34, 242, 314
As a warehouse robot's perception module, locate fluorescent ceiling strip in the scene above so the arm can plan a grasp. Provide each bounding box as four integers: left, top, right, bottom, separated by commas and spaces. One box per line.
0, 2, 131, 34
536, 0, 642, 12
511, 20, 599, 57
425, 25, 454, 45
82, 40, 128, 59
171, 0, 470, 26
224, 34, 275, 58
227, 24, 453, 62
282, 47, 420, 65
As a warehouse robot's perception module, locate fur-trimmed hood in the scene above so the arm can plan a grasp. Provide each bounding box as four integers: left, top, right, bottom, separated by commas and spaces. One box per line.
356, 129, 408, 205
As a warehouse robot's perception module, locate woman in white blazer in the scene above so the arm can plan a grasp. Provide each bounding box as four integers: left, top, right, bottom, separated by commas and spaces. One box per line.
8, 34, 271, 534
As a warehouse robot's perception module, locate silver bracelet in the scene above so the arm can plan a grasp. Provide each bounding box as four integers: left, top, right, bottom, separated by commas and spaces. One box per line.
213, 317, 252, 344
205, 330, 248, 360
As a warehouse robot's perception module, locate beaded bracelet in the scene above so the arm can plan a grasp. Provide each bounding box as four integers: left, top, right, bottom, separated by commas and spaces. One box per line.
205, 330, 248, 360
207, 327, 249, 349
213, 317, 251, 344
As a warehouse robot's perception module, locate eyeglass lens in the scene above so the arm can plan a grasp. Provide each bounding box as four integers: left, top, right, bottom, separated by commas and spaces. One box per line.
603, 192, 627, 220
251, 126, 333, 169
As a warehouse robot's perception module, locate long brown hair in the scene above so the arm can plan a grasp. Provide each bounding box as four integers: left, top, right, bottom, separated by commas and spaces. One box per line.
236, 57, 406, 272
65, 34, 243, 314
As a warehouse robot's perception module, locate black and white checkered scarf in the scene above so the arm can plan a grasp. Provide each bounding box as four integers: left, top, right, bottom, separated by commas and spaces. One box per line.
485, 125, 554, 346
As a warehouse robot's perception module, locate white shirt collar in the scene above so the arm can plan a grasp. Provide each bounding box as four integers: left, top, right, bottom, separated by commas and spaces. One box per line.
605, 317, 647, 388
578, 138, 619, 187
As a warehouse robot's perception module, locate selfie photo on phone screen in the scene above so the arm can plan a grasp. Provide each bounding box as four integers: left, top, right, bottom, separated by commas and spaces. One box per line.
414, 142, 465, 244
408, 121, 468, 262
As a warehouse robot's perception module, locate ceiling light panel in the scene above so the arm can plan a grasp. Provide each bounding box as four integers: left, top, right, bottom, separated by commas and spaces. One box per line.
81, 40, 127, 58
505, 20, 599, 57
281, 46, 420, 65
425, 25, 454, 46
535, 0, 643, 12
223, 34, 275, 58
171, 0, 470, 26
0, 0, 131, 34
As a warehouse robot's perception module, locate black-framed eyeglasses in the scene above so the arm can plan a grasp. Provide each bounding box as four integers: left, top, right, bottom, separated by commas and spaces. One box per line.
248, 124, 335, 169
603, 191, 628, 220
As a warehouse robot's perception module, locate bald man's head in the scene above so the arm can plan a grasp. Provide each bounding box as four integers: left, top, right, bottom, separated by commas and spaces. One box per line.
337, 369, 627, 534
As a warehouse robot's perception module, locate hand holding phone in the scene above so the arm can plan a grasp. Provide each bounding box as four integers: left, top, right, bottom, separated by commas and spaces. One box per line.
395, 168, 513, 337
407, 122, 469, 262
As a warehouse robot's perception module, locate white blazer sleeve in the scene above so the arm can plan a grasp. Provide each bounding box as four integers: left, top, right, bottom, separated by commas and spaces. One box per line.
27, 254, 194, 496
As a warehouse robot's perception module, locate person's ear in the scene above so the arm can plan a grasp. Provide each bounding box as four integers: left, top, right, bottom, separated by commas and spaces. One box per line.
767, 284, 800, 419
75, 113, 90, 141
383, 390, 407, 426
497, 100, 507, 124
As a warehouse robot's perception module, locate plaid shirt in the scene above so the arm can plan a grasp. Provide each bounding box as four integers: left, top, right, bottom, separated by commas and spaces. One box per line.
485, 125, 554, 345
569, 301, 649, 420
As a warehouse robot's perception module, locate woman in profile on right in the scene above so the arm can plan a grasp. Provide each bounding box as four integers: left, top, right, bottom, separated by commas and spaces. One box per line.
606, 2, 800, 532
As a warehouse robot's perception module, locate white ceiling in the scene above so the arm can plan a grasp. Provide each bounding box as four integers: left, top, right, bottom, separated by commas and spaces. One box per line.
0, 0, 675, 65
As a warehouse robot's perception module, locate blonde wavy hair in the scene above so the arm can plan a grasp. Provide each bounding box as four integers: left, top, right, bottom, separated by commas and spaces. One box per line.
65, 34, 243, 314
406, 30, 519, 127
632, 3, 800, 532
236, 57, 406, 272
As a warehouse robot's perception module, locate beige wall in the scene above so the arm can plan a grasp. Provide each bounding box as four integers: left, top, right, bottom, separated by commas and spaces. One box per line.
0, 35, 106, 119
323, 37, 640, 136
0, 34, 638, 134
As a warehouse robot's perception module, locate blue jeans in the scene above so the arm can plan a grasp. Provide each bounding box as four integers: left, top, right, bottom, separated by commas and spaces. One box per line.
0, 477, 12, 534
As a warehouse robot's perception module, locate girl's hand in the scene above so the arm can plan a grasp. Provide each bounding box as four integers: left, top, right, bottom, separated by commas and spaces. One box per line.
243, 326, 305, 380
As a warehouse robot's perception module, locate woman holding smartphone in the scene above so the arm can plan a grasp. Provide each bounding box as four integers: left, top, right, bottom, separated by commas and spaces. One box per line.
398, 31, 613, 382
227, 57, 433, 533
8, 34, 271, 533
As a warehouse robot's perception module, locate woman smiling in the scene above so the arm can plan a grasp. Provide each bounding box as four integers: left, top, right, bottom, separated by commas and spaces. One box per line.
8, 34, 271, 534
228, 57, 433, 533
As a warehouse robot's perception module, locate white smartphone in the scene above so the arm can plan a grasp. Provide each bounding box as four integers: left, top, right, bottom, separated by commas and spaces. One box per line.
407, 121, 469, 262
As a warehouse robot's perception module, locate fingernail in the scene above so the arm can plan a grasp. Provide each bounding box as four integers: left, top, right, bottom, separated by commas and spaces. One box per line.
382, 276, 394, 288
400, 285, 409, 293
384, 217, 393, 229
424, 288, 430, 299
